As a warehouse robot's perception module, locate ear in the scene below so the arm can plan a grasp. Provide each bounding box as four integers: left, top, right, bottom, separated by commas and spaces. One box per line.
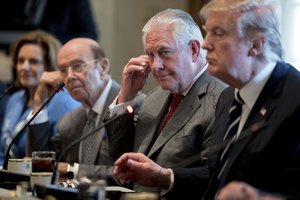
99, 58, 110, 76
190, 40, 201, 62
248, 36, 265, 56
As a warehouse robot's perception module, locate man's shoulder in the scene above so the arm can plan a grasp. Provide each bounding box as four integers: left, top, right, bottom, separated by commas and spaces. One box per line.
196, 72, 228, 96
142, 86, 168, 99
107, 79, 121, 100
284, 63, 300, 82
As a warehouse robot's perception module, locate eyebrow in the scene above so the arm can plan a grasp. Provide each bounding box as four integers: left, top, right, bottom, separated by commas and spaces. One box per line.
58, 59, 84, 67
145, 45, 172, 52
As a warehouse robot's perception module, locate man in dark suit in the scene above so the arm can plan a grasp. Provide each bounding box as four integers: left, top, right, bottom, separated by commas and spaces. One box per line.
113, 0, 300, 199
26, 38, 120, 179
106, 8, 225, 194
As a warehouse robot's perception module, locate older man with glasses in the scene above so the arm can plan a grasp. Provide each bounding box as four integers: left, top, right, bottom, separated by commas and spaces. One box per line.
26, 38, 121, 181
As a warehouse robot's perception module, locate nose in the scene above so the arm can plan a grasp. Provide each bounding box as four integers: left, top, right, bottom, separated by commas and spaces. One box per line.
65, 67, 77, 82
152, 55, 164, 71
202, 35, 213, 51
20, 60, 31, 70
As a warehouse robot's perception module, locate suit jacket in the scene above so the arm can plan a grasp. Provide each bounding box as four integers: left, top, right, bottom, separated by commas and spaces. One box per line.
171, 62, 300, 200
107, 71, 226, 193
27, 80, 120, 177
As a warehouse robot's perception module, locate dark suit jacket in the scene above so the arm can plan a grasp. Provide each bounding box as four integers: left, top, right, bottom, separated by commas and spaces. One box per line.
27, 80, 120, 177
107, 71, 226, 193
170, 62, 300, 200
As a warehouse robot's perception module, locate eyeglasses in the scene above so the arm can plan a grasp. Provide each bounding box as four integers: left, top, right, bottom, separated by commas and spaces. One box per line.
59, 59, 99, 78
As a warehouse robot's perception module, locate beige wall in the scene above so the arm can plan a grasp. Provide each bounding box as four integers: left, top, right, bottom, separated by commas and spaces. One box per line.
90, 0, 187, 93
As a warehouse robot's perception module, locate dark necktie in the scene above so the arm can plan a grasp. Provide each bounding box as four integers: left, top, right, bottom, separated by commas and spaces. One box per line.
218, 93, 244, 181
159, 94, 184, 133
81, 110, 97, 164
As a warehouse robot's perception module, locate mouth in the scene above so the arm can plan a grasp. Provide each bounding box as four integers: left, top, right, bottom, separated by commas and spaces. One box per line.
155, 71, 172, 78
20, 73, 32, 78
69, 85, 81, 91
206, 57, 217, 65
156, 75, 171, 82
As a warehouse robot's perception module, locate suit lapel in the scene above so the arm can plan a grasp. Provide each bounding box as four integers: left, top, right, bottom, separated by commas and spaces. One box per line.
136, 90, 171, 154
147, 73, 211, 157
61, 107, 86, 163
219, 62, 289, 184
209, 90, 234, 166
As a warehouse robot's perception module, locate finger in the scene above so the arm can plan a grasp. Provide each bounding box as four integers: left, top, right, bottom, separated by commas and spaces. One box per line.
115, 157, 142, 176
126, 158, 153, 175
128, 56, 149, 65
126, 158, 141, 170
114, 153, 130, 165
144, 67, 151, 81
124, 65, 147, 76
113, 165, 120, 175
118, 171, 137, 183
115, 152, 145, 165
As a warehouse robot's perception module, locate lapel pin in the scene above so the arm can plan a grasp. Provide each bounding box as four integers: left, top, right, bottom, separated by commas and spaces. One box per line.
260, 107, 267, 116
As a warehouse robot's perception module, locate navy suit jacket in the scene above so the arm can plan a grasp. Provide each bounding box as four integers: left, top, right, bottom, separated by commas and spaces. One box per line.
170, 62, 300, 200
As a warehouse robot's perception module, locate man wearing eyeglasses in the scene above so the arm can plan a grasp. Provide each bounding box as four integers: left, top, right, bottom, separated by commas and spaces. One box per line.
26, 38, 121, 180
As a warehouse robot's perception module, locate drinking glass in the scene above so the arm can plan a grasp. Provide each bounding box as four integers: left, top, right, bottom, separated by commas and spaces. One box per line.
31, 151, 56, 173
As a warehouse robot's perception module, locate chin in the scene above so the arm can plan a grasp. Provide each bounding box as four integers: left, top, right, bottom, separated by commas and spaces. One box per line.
20, 81, 37, 88
162, 84, 178, 94
71, 90, 82, 99
207, 65, 218, 76
158, 80, 171, 90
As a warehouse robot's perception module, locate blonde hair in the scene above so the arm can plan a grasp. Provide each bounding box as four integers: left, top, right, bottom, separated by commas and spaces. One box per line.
10, 30, 62, 87
200, 0, 283, 62
10, 30, 62, 72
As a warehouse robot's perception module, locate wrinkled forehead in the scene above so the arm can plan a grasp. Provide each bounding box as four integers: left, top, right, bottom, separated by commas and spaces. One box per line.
202, 10, 239, 31
200, 0, 264, 20
144, 25, 177, 50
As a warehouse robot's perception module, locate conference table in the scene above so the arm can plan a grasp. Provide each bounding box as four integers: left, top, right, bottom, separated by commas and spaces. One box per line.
0, 169, 134, 200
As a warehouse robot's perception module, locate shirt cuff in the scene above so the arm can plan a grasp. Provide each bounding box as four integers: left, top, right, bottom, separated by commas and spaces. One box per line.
161, 168, 174, 195
72, 163, 79, 178
108, 95, 136, 117
26, 108, 49, 124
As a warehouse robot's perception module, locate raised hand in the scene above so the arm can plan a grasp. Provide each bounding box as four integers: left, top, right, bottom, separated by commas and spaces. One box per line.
117, 55, 151, 103
33, 71, 63, 113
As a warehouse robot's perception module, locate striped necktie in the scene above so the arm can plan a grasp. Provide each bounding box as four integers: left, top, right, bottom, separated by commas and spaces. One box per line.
218, 92, 244, 181
81, 110, 97, 164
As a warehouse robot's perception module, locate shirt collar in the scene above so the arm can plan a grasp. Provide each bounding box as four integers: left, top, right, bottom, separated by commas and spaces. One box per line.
87, 78, 112, 115
237, 62, 276, 110
181, 63, 208, 96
